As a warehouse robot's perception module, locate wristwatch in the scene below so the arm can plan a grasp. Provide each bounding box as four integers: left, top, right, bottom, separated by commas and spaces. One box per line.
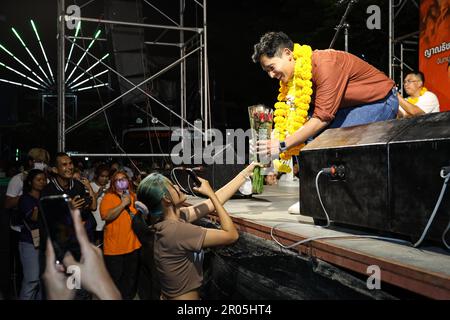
279, 141, 288, 153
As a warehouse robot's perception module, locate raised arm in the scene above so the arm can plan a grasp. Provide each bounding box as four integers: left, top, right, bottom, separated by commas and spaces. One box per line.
192, 179, 239, 248
101, 194, 131, 222
181, 163, 257, 223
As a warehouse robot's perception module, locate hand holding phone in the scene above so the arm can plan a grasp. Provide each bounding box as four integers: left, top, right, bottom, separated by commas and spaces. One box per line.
185, 168, 202, 187
39, 194, 81, 262
71, 195, 86, 209
192, 177, 215, 197
42, 208, 121, 300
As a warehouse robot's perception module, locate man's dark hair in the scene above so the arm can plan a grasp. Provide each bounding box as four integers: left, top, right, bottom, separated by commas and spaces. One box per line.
408, 71, 425, 84
51, 152, 70, 167
252, 31, 294, 63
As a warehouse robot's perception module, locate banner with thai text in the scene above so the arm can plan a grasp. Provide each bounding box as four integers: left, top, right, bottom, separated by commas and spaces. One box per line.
419, 0, 450, 111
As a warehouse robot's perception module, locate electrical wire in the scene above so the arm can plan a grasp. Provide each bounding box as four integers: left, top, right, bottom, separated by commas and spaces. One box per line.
271, 167, 450, 251
413, 168, 450, 248
170, 167, 200, 198
270, 222, 411, 249
72, 4, 143, 174
315, 170, 331, 227
443, 221, 450, 250
170, 167, 192, 195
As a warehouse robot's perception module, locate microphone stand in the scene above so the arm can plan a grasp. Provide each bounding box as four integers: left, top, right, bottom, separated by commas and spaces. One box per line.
329, 0, 358, 51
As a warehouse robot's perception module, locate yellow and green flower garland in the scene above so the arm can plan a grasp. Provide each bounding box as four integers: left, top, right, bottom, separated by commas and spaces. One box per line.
406, 87, 427, 105
273, 43, 313, 173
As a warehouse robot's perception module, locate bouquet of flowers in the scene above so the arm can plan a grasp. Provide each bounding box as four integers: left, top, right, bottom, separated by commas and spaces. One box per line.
248, 104, 273, 194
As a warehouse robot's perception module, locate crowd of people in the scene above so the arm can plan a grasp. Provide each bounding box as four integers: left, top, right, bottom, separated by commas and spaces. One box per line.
2, 148, 257, 300
1, 30, 445, 301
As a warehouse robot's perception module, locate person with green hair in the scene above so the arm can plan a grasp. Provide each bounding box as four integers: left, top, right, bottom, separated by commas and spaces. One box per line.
137, 163, 257, 300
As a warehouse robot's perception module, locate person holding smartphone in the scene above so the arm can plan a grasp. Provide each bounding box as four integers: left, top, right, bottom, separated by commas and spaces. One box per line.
42, 208, 121, 300
39, 153, 98, 300
136, 163, 256, 300
89, 164, 110, 246
41, 153, 97, 242
99, 171, 141, 300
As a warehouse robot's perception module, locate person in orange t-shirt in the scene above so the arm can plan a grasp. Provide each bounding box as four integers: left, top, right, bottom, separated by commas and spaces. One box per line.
100, 171, 141, 300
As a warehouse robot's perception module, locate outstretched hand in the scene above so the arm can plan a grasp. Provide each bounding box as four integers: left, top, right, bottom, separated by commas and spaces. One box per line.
256, 138, 280, 159
43, 209, 121, 300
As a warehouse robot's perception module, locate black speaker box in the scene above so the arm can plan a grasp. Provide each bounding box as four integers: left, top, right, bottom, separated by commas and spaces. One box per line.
299, 111, 450, 243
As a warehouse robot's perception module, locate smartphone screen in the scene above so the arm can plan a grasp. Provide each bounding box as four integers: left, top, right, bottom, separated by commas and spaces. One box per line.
39, 194, 81, 262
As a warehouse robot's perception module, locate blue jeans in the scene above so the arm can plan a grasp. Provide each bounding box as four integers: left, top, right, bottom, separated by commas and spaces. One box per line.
19, 241, 42, 300
329, 87, 399, 129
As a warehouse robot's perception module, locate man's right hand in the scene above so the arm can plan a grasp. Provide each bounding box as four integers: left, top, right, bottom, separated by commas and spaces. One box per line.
71, 195, 86, 210
121, 194, 131, 207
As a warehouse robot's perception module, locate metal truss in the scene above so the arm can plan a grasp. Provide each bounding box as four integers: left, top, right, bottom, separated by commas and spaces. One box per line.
389, 0, 419, 93
57, 0, 210, 158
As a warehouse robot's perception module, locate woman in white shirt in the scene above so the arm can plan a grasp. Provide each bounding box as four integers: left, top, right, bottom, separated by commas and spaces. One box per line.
397, 71, 440, 118
89, 164, 110, 245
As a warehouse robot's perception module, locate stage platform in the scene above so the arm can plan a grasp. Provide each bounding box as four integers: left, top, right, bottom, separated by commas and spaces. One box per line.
188, 183, 450, 299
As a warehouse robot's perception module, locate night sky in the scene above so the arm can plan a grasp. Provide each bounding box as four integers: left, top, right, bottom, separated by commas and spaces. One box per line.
0, 0, 418, 156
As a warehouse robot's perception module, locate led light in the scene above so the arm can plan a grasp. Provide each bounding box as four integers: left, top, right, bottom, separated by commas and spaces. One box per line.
65, 21, 81, 73
31, 20, 55, 83
0, 78, 40, 90
0, 42, 48, 87
70, 69, 108, 89
73, 82, 109, 92
68, 53, 109, 87
0, 60, 45, 87
12, 27, 51, 85
66, 29, 102, 83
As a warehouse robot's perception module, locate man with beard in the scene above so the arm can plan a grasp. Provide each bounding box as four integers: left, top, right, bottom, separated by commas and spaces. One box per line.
39, 153, 97, 299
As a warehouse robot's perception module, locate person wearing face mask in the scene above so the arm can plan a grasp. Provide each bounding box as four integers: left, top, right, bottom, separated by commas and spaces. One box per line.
99, 171, 141, 300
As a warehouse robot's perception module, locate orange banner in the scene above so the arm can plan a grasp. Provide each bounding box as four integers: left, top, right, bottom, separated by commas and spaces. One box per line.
419, 0, 450, 111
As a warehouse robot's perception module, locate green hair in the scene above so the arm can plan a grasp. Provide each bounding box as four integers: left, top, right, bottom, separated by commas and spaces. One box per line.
137, 173, 172, 217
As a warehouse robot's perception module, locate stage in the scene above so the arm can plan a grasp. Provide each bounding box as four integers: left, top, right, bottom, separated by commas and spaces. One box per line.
189, 183, 450, 299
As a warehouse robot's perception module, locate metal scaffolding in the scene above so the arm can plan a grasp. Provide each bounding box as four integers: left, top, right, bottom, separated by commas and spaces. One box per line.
56, 0, 210, 157
389, 0, 419, 94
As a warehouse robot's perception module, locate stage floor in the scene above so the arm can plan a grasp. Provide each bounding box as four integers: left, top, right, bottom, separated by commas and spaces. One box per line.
188, 183, 450, 299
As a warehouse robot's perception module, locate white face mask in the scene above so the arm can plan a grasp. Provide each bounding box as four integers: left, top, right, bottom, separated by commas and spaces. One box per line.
33, 162, 47, 171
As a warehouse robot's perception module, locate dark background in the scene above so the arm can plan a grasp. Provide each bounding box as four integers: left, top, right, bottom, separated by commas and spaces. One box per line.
0, 0, 419, 160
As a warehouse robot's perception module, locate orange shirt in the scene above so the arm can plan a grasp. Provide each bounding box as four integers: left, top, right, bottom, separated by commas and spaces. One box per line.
100, 192, 141, 255
311, 49, 395, 122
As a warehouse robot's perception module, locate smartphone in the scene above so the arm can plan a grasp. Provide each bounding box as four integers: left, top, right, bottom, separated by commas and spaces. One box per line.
39, 194, 81, 262
185, 168, 202, 187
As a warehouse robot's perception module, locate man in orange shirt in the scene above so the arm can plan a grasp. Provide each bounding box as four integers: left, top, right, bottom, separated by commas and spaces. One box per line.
100, 171, 141, 300
253, 32, 398, 157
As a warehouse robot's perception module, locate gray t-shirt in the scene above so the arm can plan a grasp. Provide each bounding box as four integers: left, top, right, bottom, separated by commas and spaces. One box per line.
153, 214, 207, 298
